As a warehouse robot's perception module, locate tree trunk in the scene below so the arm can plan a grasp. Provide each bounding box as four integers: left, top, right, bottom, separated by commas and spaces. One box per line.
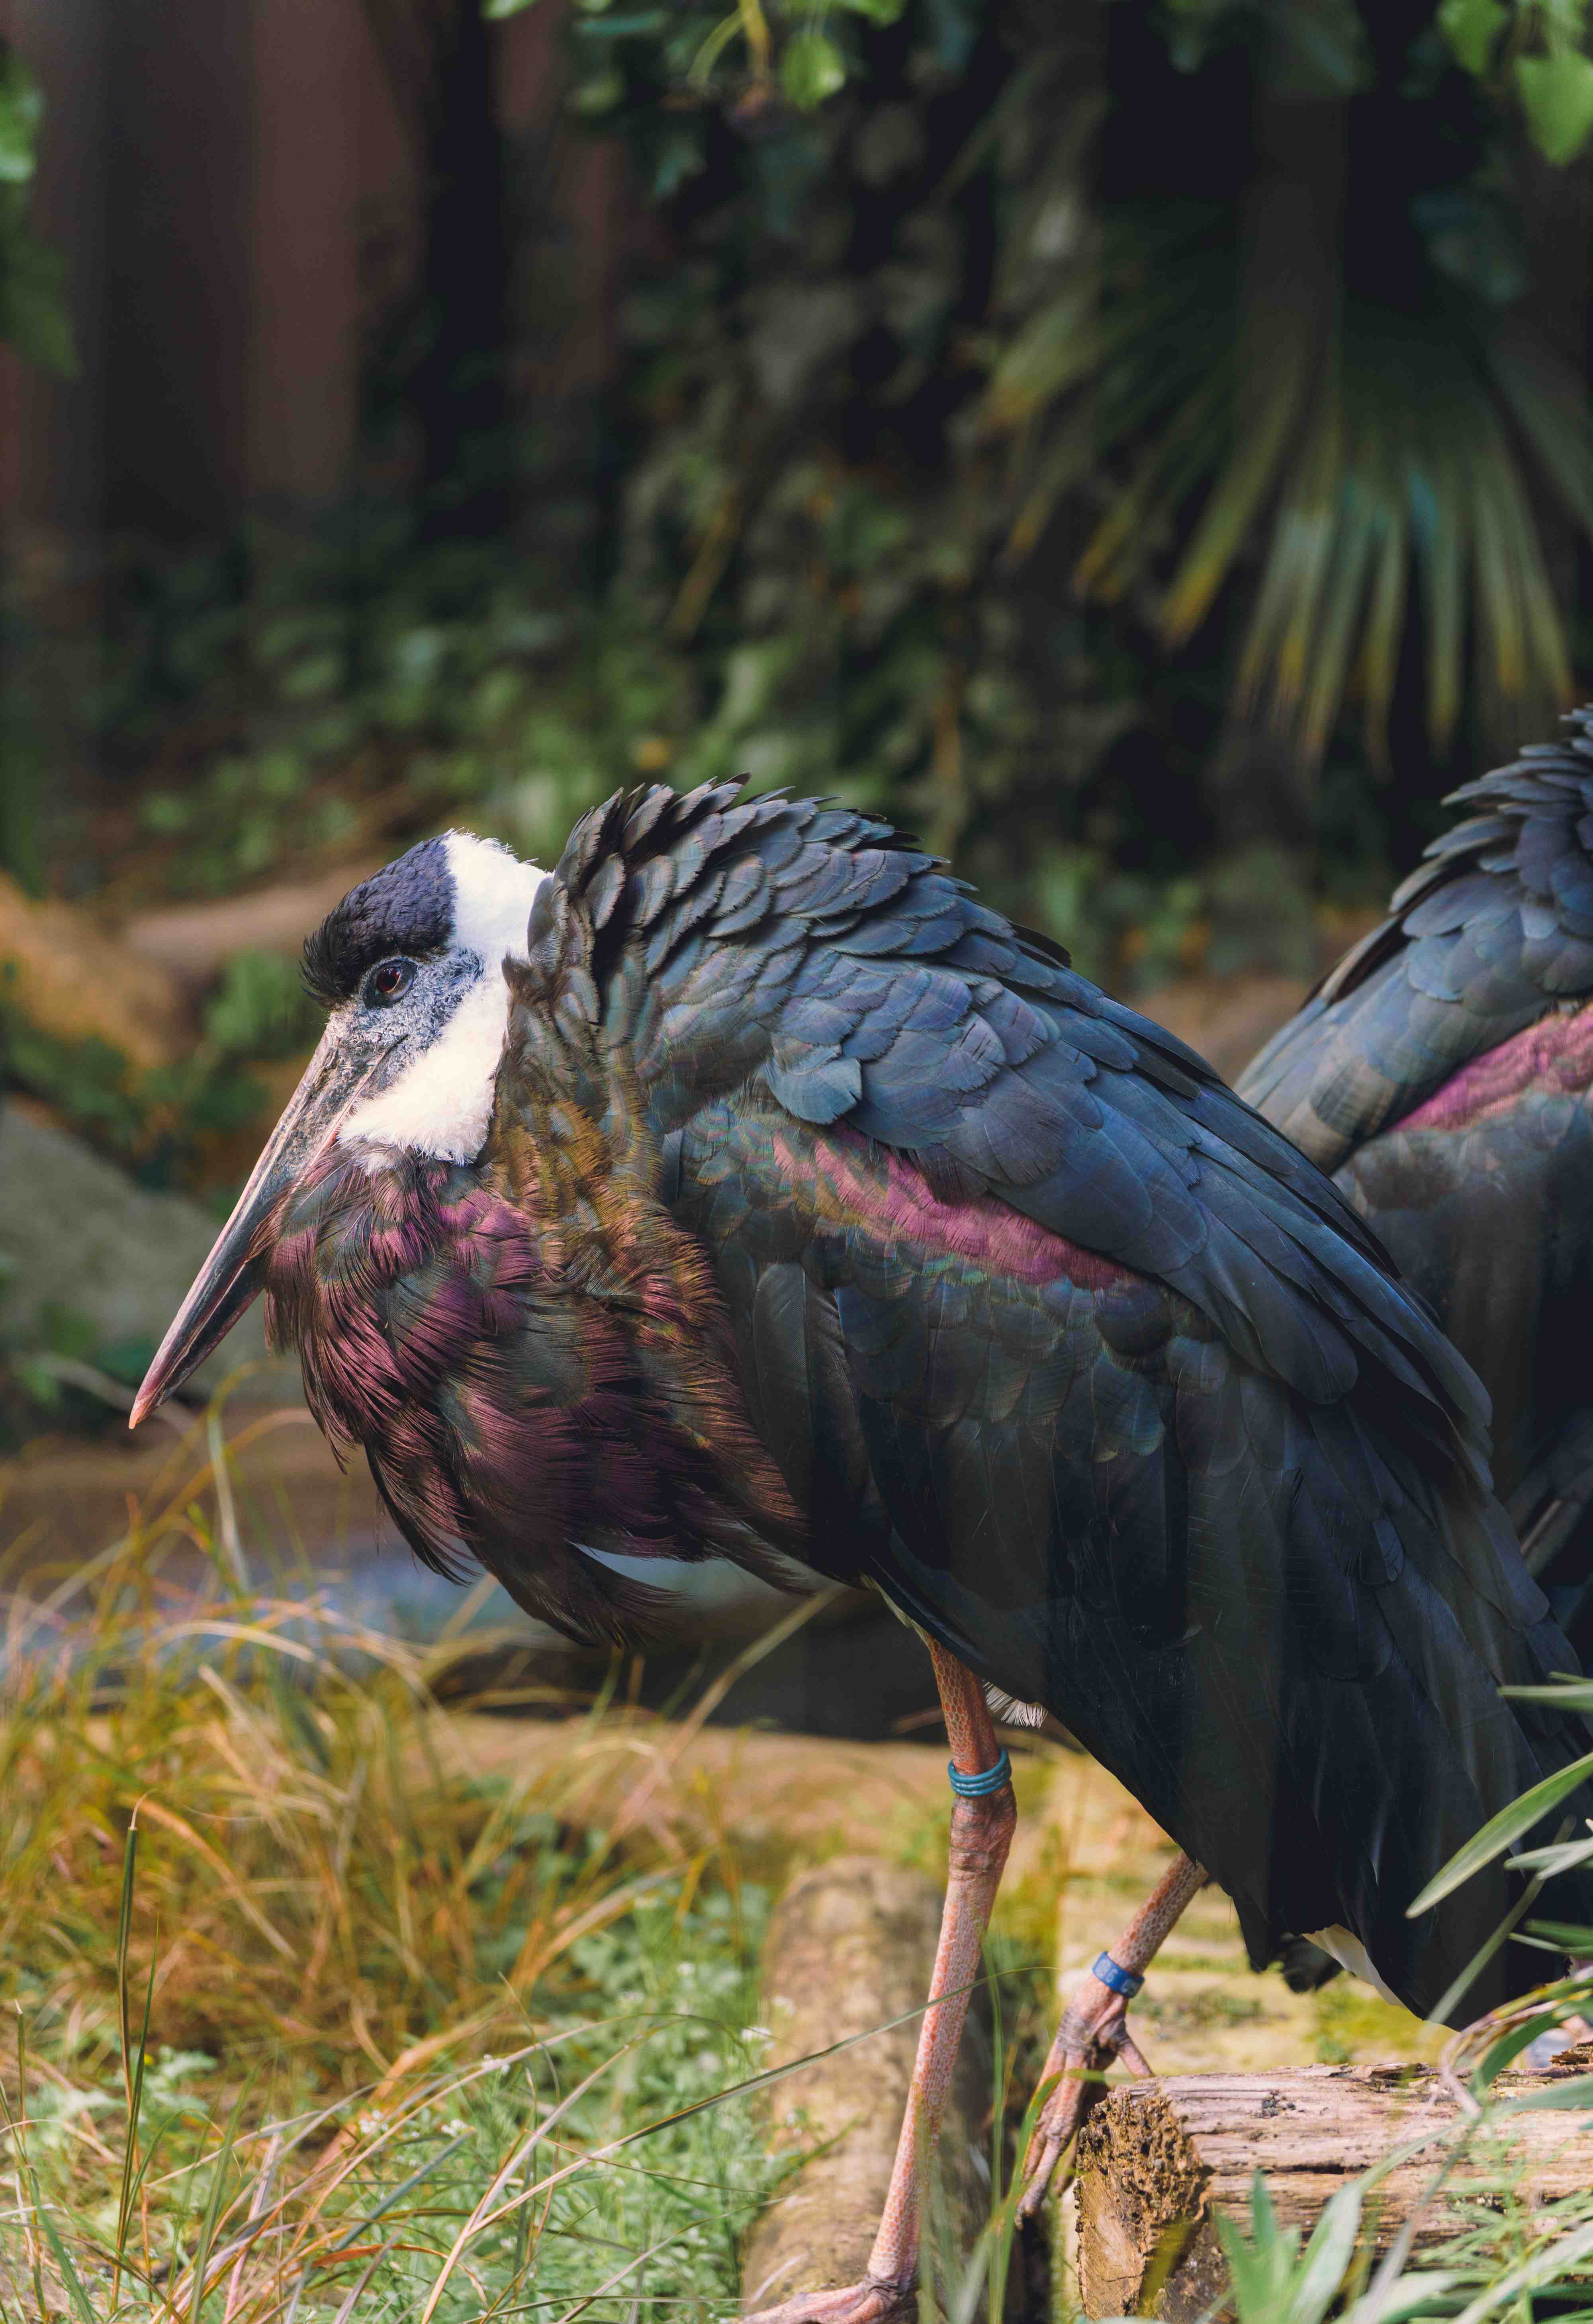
1074, 2058, 1593, 2321
411, 0, 509, 534
359, 0, 511, 536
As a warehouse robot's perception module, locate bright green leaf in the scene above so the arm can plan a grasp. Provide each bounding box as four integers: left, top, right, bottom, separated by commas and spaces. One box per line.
569, 65, 625, 113
1436, 0, 1508, 78
0, 51, 43, 185
1517, 50, 1593, 166
1493, 2070, 1593, 2113
1291, 2179, 1364, 2324
781, 30, 847, 110
1407, 1747, 1593, 1916
1472, 2009, 1565, 2092
1502, 1679, 1593, 1711
483, 0, 543, 16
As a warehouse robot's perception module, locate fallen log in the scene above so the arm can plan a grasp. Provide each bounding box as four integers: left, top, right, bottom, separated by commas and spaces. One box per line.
740, 1855, 992, 2313
1074, 2058, 1593, 2320
0, 869, 192, 1072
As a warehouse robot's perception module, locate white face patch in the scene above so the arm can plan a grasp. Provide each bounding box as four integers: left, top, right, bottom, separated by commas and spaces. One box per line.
336, 831, 546, 1165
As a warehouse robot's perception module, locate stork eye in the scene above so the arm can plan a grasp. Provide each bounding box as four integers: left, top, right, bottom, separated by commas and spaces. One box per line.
365, 959, 416, 1006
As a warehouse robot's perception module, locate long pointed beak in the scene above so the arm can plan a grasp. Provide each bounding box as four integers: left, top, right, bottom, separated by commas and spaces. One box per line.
129, 1025, 396, 1429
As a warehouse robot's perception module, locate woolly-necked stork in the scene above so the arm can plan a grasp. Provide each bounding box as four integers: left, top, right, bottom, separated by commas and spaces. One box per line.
133, 785, 1593, 2323
1239, 710, 1593, 1660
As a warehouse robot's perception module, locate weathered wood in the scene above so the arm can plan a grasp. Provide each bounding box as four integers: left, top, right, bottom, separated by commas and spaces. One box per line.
1076, 2058, 1593, 2320
740, 1855, 992, 2313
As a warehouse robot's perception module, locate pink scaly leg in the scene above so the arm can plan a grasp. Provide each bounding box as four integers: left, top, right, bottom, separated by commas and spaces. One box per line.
744, 1640, 1016, 2324
1015, 1849, 1209, 2221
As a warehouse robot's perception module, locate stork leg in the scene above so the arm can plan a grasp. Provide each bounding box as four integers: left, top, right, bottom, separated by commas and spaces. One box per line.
1015, 1850, 1208, 2221
743, 1640, 1016, 2324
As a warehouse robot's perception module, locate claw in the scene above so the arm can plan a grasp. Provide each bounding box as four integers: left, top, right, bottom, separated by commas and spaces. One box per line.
742, 2275, 916, 2324
1015, 1972, 1154, 2223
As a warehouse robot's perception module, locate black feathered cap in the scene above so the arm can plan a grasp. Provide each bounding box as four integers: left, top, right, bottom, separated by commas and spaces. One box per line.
302, 837, 454, 1008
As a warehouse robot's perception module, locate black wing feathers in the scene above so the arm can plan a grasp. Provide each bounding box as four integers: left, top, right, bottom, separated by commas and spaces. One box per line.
1238, 706, 1593, 1168
518, 777, 1593, 2021
537, 780, 1485, 1454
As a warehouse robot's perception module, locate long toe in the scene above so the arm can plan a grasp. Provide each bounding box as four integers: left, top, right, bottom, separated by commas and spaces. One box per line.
1016, 2064, 1093, 2223
742, 2275, 917, 2324
1016, 1994, 1156, 2223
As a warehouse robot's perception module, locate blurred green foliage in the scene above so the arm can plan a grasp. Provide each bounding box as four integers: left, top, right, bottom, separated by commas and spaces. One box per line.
487, 0, 1593, 169
0, 962, 267, 1192
540, 0, 1593, 774
30, 0, 1593, 1018
0, 44, 73, 373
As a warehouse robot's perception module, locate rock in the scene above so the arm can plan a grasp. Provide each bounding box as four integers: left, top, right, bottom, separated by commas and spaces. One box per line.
0, 1105, 297, 1406
0, 871, 191, 1072
741, 1856, 992, 2311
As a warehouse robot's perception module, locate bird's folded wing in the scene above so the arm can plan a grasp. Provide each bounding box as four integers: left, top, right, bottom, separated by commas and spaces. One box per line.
676, 1096, 1582, 2010
514, 779, 1489, 1466
1237, 728, 1593, 1172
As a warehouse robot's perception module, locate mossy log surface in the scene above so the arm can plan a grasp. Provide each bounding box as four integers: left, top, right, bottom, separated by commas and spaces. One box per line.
1075, 2058, 1593, 2320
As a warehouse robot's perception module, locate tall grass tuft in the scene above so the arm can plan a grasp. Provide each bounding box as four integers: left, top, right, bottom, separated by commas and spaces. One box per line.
0, 1445, 799, 2319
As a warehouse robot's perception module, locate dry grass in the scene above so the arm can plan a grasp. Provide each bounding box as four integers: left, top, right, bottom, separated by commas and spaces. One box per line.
0, 1441, 811, 2320
7, 1412, 1593, 2322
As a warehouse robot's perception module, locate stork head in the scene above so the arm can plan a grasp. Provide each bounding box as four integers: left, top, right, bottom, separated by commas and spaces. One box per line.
130, 830, 545, 1426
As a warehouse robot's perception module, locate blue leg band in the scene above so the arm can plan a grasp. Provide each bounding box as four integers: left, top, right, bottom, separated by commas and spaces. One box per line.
1092, 1950, 1144, 2000
948, 1748, 1012, 1799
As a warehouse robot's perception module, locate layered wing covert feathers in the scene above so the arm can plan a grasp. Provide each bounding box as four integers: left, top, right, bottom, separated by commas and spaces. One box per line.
1236, 713, 1593, 1647
1239, 710, 1593, 1174
490, 779, 1593, 2023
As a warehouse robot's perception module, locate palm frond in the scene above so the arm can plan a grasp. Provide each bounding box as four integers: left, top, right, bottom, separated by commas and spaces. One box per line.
983, 194, 1593, 765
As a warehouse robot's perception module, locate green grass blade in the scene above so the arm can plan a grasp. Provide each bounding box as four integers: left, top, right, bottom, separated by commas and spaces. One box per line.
0, 2021, 49, 2324
1491, 2071, 1593, 2113
1501, 1680, 1593, 1712
1292, 2178, 1366, 2324
115, 1821, 157, 2300
1408, 1751, 1593, 1916
186, 2069, 256, 2324
32, 2204, 97, 2324
1422, 1869, 1550, 2030
1523, 1917, 1593, 1949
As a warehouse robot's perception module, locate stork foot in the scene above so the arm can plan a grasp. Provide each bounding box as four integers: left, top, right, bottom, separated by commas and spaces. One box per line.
1016, 1852, 1208, 2222
741, 2273, 916, 2324
1016, 1971, 1152, 2223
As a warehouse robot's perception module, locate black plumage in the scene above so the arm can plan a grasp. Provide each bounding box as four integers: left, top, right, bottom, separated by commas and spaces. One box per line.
301, 837, 453, 1006
1239, 710, 1593, 1649
494, 781, 1593, 2021
136, 781, 1593, 2040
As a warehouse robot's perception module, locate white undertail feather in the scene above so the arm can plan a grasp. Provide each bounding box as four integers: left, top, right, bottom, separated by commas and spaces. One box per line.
339, 832, 545, 1164
1307, 1925, 1404, 2007
984, 1685, 1048, 1731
